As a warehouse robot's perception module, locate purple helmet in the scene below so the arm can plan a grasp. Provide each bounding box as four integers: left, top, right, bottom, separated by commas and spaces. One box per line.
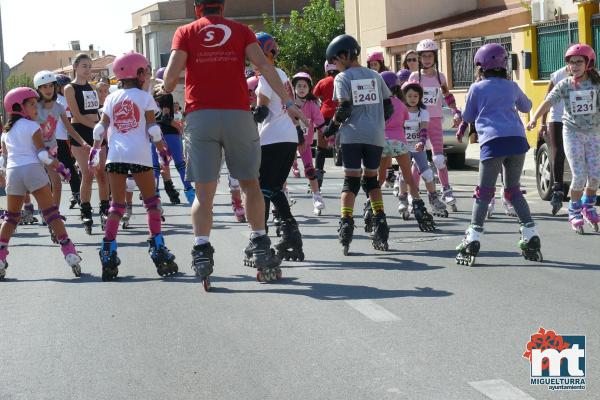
156, 67, 166, 80
380, 71, 399, 90
397, 69, 412, 83
474, 43, 508, 71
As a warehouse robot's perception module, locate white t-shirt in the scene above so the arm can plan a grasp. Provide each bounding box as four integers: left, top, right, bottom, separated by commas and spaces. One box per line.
549, 67, 568, 123
55, 94, 69, 140
257, 68, 298, 146
3, 118, 42, 168
405, 108, 430, 146
103, 88, 159, 167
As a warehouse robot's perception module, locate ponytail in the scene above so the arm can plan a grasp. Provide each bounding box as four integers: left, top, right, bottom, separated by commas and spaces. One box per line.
588, 68, 600, 85
3, 113, 23, 133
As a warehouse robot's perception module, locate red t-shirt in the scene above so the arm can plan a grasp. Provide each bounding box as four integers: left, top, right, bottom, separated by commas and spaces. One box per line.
172, 15, 257, 112
313, 76, 338, 119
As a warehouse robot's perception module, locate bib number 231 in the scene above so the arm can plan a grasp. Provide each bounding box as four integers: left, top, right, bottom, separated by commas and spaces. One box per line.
570, 90, 596, 115
351, 79, 379, 106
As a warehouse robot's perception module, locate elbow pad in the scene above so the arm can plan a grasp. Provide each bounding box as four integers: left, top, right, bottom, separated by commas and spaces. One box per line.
444, 93, 456, 107
334, 101, 352, 123
93, 123, 107, 141
323, 120, 339, 138
253, 105, 269, 123
37, 149, 54, 165
419, 128, 428, 145
383, 98, 394, 121
148, 123, 163, 143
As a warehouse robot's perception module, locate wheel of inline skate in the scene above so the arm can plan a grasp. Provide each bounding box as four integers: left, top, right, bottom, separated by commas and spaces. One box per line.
161, 216, 166, 222
575, 226, 584, 235
203, 277, 211, 292
536, 251, 543, 262
593, 223, 599, 233
256, 271, 264, 282
443, 210, 449, 217
343, 245, 349, 256
84, 224, 92, 235
451, 204, 458, 212
402, 212, 410, 221
382, 242, 389, 251
467, 255, 476, 267
72, 264, 81, 277
298, 251, 305, 262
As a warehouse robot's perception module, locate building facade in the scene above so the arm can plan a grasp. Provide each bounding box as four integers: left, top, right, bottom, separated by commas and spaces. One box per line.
10, 50, 99, 78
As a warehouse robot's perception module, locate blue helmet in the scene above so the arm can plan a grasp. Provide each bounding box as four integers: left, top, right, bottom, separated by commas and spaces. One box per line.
55, 74, 72, 87
256, 32, 279, 58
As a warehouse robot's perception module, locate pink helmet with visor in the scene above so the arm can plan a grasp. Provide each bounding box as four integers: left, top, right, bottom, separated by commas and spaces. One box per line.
292, 72, 313, 87
565, 44, 596, 69
113, 52, 150, 81
4, 87, 39, 118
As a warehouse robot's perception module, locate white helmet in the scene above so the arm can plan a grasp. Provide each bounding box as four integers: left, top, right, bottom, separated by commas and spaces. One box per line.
416, 39, 438, 53
34, 70, 57, 89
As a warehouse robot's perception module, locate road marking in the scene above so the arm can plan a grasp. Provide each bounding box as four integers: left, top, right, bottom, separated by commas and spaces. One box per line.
468, 379, 535, 400
345, 300, 400, 322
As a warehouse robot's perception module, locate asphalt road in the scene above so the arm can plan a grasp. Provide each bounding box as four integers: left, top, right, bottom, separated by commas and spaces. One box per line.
0, 159, 598, 400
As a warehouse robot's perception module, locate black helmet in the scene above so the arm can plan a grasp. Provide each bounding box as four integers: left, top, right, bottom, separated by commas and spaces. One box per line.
326, 34, 361, 63
194, 0, 224, 4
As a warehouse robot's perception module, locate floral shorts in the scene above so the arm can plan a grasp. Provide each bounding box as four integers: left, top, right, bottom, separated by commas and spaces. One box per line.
382, 139, 409, 158
106, 163, 153, 175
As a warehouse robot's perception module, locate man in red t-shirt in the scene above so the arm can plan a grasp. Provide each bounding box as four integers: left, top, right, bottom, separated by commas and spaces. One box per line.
312, 60, 340, 173
160, 0, 305, 282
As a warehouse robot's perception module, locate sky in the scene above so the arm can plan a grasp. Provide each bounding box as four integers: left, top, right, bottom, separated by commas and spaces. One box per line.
1, 0, 157, 67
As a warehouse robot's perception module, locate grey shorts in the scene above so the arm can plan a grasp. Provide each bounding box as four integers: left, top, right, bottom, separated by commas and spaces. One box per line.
6, 163, 50, 196
184, 109, 261, 183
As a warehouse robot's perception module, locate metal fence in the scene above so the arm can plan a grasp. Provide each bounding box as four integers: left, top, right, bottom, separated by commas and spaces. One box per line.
592, 16, 600, 65
536, 19, 578, 80
450, 35, 512, 88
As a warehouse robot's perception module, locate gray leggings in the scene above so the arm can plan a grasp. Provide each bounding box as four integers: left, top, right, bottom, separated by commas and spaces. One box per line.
472, 153, 533, 226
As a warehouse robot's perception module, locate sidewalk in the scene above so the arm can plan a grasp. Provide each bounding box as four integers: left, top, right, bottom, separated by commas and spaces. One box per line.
465, 143, 536, 176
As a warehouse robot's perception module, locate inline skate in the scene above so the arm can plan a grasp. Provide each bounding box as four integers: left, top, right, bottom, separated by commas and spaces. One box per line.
338, 216, 355, 256
0, 246, 9, 280
384, 168, 396, 189
569, 200, 585, 235
371, 212, 390, 251
164, 180, 181, 205
232, 198, 246, 223
456, 225, 483, 266
412, 198, 436, 232
148, 233, 178, 277
429, 192, 448, 218
60, 238, 82, 277
582, 195, 600, 232
69, 192, 80, 209
363, 200, 373, 232
519, 222, 543, 262
486, 197, 496, 219
184, 187, 196, 205
80, 202, 93, 235
272, 208, 283, 237
550, 190, 564, 216
99, 200, 109, 231
19, 204, 38, 225
191, 242, 214, 291
100, 239, 120, 281
442, 186, 458, 212
312, 192, 325, 216
243, 235, 282, 282
398, 193, 410, 220
275, 218, 304, 261
121, 203, 133, 229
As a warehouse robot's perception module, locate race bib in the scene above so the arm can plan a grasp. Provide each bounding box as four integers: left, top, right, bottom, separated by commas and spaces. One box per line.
570, 90, 596, 115
423, 87, 439, 106
404, 120, 420, 143
82, 90, 99, 111
351, 79, 379, 106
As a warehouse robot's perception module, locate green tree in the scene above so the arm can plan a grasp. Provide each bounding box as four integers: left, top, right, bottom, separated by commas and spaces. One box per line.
6, 73, 33, 90
263, 0, 345, 80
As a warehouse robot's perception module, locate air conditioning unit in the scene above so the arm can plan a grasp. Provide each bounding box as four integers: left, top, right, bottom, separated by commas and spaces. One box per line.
531, 0, 556, 23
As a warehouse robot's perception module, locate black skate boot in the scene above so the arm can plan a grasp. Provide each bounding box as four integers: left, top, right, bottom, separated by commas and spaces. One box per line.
272, 208, 283, 237
244, 235, 282, 282
275, 218, 305, 261
371, 212, 390, 251
80, 202, 93, 235
99, 200, 110, 231
363, 200, 373, 233
191, 243, 215, 291
69, 192, 80, 209
412, 199, 436, 232
338, 216, 355, 256
99, 239, 120, 281
148, 233, 178, 277
164, 180, 181, 205
550, 190, 564, 216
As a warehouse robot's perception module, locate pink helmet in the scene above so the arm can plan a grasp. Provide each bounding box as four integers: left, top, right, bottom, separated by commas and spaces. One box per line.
367, 51, 384, 63
474, 43, 508, 71
292, 72, 313, 87
113, 52, 150, 81
247, 76, 259, 91
565, 43, 596, 69
324, 60, 338, 73
4, 87, 39, 117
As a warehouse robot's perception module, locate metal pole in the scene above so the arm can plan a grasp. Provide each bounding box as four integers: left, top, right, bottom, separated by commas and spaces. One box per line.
272, 0, 276, 25
0, 2, 6, 121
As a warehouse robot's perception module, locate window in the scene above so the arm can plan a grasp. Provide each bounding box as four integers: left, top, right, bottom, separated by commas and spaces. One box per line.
147, 32, 159, 70
536, 20, 578, 80
450, 35, 512, 89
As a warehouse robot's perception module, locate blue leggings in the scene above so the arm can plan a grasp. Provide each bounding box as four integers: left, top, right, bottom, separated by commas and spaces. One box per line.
152, 134, 192, 192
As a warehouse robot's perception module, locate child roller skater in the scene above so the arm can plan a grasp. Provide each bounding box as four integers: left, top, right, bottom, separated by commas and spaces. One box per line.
528, 44, 600, 234
378, 72, 435, 231
90, 52, 178, 281
292, 71, 326, 215
457, 44, 541, 266
0, 87, 82, 279
324, 34, 393, 255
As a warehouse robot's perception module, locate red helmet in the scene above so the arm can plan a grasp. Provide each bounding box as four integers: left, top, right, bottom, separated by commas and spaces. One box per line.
113, 52, 150, 81
4, 87, 39, 118
565, 44, 596, 69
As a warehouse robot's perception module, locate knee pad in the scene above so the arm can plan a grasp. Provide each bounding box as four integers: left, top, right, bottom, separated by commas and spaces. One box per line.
421, 169, 434, 183
361, 175, 380, 195
305, 166, 317, 180
474, 186, 496, 203
228, 176, 240, 191
3, 211, 20, 226
109, 202, 126, 218
126, 177, 136, 193
433, 154, 446, 170
144, 195, 161, 211
342, 176, 361, 196
504, 186, 524, 202
42, 206, 66, 225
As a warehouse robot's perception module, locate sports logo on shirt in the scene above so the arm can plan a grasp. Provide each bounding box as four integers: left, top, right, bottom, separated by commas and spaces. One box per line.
199, 24, 232, 48
40, 114, 58, 141
113, 99, 141, 133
